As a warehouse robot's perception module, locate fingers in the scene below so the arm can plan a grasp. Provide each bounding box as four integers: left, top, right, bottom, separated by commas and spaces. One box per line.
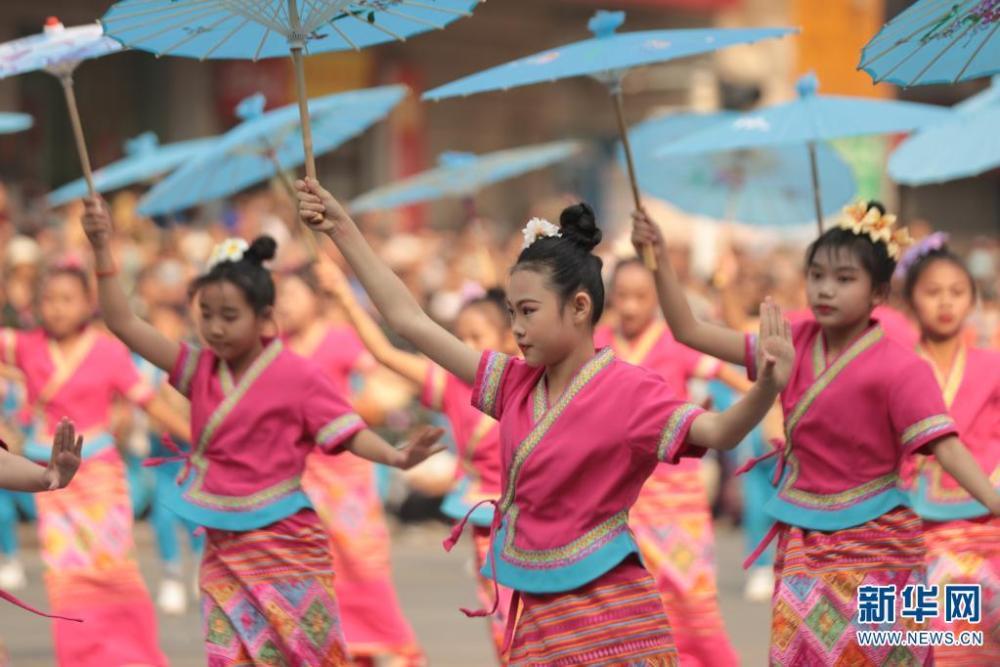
74, 435, 83, 457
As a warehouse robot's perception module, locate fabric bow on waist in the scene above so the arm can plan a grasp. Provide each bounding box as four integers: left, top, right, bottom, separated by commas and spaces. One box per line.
734, 438, 789, 570
143, 434, 194, 485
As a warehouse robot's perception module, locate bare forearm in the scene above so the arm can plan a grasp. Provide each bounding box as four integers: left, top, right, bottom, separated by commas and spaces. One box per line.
344, 429, 403, 468
0, 450, 48, 493
932, 437, 1000, 515
689, 381, 778, 451
93, 247, 137, 335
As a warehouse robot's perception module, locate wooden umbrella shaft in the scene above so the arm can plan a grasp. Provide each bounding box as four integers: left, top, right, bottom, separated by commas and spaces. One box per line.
59, 75, 96, 198
808, 141, 824, 235
612, 89, 657, 270
290, 46, 316, 181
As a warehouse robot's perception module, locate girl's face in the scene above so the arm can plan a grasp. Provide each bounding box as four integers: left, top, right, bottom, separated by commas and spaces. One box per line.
507, 267, 591, 367
275, 275, 319, 336
611, 263, 657, 339
39, 274, 92, 339
806, 247, 880, 331
910, 259, 974, 341
455, 304, 512, 354
196, 280, 269, 362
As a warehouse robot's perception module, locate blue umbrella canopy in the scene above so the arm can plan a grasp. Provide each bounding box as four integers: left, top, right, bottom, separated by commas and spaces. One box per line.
102, 1, 482, 179
349, 140, 583, 214
624, 113, 856, 227
47, 132, 215, 207
139, 85, 407, 216
0, 113, 32, 134
424, 11, 794, 100
859, 0, 1000, 87
889, 76, 1000, 184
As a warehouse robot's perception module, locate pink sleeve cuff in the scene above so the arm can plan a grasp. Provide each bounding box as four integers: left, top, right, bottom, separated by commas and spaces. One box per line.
745, 334, 758, 382
658, 404, 707, 464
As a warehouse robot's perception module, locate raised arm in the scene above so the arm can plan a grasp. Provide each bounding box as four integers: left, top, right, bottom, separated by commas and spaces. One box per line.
82, 198, 180, 373
315, 262, 429, 388
297, 179, 479, 385
632, 209, 746, 365
688, 301, 793, 450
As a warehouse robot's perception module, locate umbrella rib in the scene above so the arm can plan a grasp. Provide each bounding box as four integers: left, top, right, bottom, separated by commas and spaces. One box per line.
859, 0, 979, 68
327, 20, 360, 51
953, 19, 1000, 82
116, 8, 223, 52
343, 11, 406, 41
200, 16, 252, 59
101, 0, 216, 24
159, 14, 232, 58
253, 27, 271, 61
377, 7, 446, 30
103, 2, 219, 35
907, 18, 976, 85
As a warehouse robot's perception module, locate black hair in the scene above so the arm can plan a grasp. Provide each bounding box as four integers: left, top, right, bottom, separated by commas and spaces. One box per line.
284, 262, 322, 295
41, 265, 91, 296
513, 203, 605, 325
805, 201, 896, 292
611, 257, 648, 285
460, 287, 510, 331
189, 236, 277, 315
903, 246, 977, 304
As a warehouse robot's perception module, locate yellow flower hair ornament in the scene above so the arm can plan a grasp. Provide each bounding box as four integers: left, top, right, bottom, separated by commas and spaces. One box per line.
834, 202, 912, 261
207, 238, 249, 269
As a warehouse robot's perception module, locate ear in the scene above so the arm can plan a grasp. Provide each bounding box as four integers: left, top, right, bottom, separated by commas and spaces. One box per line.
871, 284, 890, 307
570, 290, 593, 326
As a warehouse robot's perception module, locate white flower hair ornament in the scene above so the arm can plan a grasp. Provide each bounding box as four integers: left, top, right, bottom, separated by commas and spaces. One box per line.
835, 202, 912, 261
521, 217, 562, 250
207, 238, 249, 270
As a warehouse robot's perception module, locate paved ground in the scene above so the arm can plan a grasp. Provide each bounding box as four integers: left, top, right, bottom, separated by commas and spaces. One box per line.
2, 521, 770, 666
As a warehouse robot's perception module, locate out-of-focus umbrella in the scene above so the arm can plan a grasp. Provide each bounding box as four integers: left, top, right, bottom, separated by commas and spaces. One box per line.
624, 112, 856, 226
0, 17, 124, 195
47, 132, 215, 207
0, 113, 32, 134
424, 10, 796, 268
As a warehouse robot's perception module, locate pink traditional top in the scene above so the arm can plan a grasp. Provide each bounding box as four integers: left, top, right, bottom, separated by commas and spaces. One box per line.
902, 346, 1000, 521
303, 325, 370, 396
421, 364, 501, 526
785, 305, 918, 349
595, 321, 721, 472
0, 326, 152, 460
166, 338, 366, 531
744, 320, 958, 530
471, 347, 705, 593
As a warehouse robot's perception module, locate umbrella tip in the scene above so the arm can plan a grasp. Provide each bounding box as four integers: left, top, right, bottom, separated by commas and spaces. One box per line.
796, 71, 819, 97
235, 93, 267, 121
44, 16, 64, 34
588, 11, 625, 38
125, 132, 159, 157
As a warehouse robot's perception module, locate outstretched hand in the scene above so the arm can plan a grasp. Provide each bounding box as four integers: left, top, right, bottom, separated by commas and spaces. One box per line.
756, 298, 794, 392
43, 418, 83, 491
81, 196, 113, 251
295, 178, 351, 234
394, 426, 446, 470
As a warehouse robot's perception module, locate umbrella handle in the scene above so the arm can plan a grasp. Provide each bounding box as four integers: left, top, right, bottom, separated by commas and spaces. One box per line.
290, 46, 316, 181
807, 142, 824, 235
612, 90, 657, 271
59, 75, 96, 198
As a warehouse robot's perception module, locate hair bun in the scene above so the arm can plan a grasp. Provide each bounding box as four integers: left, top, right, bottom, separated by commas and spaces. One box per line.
244, 236, 277, 265
559, 202, 602, 252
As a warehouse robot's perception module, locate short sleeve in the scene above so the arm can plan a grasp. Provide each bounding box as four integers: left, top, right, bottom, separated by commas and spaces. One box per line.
678, 345, 721, 381
168, 342, 202, 399
108, 342, 154, 406
890, 358, 958, 456
744, 333, 759, 381
472, 351, 515, 419
421, 363, 449, 412
627, 373, 707, 465
303, 367, 366, 454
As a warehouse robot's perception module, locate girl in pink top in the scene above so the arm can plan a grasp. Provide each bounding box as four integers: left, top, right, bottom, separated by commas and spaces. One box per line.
82, 198, 444, 667
316, 260, 517, 661
0, 263, 187, 667
898, 235, 1000, 665
633, 201, 1000, 666
277, 263, 425, 666
298, 178, 794, 666
595, 257, 751, 667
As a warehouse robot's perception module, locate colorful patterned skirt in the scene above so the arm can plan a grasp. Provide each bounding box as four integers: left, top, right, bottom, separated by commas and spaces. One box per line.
472, 525, 514, 661
200, 509, 350, 667
37, 449, 166, 667
629, 466, 738, 667
507, 557, 678, 667
770, 507, 931, 666
302, 454, 424, 666
924, 516, 1000, 666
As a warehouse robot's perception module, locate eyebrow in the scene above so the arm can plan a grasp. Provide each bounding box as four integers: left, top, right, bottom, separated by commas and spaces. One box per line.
512, 299, 541, 308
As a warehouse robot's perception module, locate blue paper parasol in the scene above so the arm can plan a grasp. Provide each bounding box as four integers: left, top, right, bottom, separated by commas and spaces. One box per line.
0, 113, 33, 135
